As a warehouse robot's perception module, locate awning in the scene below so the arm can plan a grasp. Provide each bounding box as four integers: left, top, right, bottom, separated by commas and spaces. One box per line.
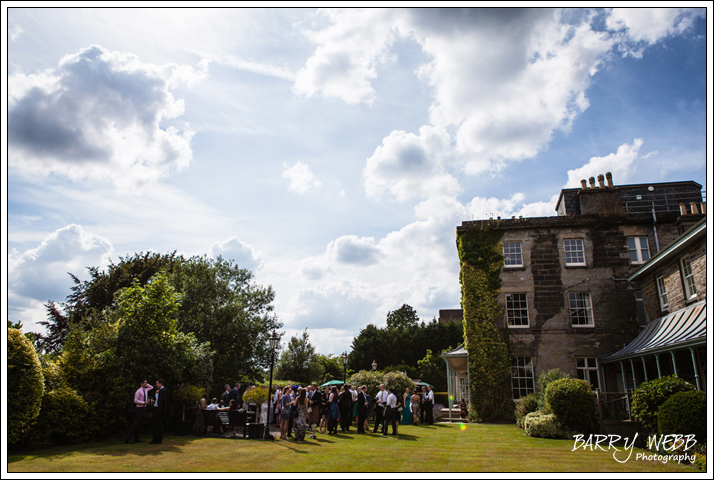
599, 301, 706, 363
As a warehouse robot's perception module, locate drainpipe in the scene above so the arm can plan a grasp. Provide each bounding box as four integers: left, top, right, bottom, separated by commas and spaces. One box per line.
689, 347, 701, 391
652, 203, 660, 253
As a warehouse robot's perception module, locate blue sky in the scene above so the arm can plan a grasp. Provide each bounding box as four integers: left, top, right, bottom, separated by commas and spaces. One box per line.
5, 8, 709, 356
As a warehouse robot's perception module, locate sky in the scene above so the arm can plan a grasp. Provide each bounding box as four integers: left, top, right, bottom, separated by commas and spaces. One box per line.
4, 7, 710, 357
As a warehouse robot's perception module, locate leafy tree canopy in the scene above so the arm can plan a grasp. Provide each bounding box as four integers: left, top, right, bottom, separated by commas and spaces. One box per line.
275, 329, 323, 385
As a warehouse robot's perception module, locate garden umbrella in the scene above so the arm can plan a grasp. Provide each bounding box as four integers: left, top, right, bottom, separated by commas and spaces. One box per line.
321, 380, 345, 388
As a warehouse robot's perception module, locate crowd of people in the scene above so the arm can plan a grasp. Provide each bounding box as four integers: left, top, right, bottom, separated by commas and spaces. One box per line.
126, 379, 454, 445
271, 383, 439, 441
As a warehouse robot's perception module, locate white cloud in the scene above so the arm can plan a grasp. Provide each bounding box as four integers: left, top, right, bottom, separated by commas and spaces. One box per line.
8, 224, 114, 332
607, 8, 704, 49
293, 8, 401, 104
327, 235, 380, 266
565, 138, 643, 188
210, 236, 263, 272
8, 45, 207, 189
9, 24, 24, 41
282, 161, 322, 194
364, 125, 459, 201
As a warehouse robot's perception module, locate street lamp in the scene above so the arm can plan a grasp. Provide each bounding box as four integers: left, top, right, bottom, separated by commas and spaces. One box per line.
342, 352, 349, 383
371, 360, 377, 371
264, 330, 280, 440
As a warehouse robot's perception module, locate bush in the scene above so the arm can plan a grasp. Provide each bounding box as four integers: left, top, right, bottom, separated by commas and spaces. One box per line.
537, 368, 569, 411
630, 375, 696, 432
348, 370, 415, 400
658, 390, 706, 444
523, 411, 567, 438
24, 387, 99, 449
243, 386, 269, 405
544, 378, 597, 435
8, 328, 45, 447
515, 393, 539, 429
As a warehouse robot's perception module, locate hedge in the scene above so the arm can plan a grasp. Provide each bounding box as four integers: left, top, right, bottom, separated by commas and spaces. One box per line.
523, 411, 567, 438
630, 375, 696, 432
544, 378, 597, 435
8, 328, 45, 447
658, 390, 706, 445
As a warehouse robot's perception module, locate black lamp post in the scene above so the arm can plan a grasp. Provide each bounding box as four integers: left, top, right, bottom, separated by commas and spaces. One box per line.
264, 330, 280, 440
342, 352, 349, 383
371, 360, 377, 371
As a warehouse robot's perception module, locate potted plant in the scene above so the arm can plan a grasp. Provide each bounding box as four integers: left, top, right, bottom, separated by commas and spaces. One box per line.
242, 386, 269, 438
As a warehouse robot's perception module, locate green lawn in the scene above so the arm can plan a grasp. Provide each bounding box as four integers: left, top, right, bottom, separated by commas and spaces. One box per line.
8, 423, 700, 473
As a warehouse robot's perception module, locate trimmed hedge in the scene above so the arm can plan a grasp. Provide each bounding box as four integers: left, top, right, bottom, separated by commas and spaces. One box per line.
8, 328, 45, 447
658, 390, 706, 444
25, 387, 99, 449
544, 378, 597, 435
523, 411, 567, 438
630, 375, 695, 432
515, 393, 539, 429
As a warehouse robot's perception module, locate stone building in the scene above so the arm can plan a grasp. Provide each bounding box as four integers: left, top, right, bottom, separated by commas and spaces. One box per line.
598, 217, 706, 392
453, 174, 705, 403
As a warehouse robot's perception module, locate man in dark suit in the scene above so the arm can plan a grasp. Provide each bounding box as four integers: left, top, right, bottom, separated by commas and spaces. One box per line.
338, 385, 352, 432
419, 386, 427, 424
228, 383, 241, 407
356, 386, 368, 434
150, 379, 168, 444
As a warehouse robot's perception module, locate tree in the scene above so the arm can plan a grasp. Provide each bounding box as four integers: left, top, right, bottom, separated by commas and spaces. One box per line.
275, 329, 323, 384
386, 304, 419, 330
8, 327, 45, 447
417, 347, 452, 392
317, 354, 345, 384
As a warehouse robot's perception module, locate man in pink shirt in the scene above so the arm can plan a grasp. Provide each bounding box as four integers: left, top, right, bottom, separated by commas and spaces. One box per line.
124, 379, 152, 444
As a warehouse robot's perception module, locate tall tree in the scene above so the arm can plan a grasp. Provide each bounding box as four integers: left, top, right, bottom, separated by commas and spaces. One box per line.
386, 304, 420, 330
274, 329, 323, 384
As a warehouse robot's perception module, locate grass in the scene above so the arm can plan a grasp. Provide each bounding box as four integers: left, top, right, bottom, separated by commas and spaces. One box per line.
8, 423, 700, 473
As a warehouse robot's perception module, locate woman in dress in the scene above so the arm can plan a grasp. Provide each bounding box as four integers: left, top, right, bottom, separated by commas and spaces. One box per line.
459, 398, 468, 418
319, 386, 329, 434
292, 387, 309, 441
279, 386, 292, 440
410, 388, 421, 426
402, 387, 413, 426
327, 386, 340, 434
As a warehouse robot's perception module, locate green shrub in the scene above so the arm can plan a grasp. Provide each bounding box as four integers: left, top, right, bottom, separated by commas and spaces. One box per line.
536, 368, 569, 411
544, 378, 597, 434
8, 328, 45, 447
515, 393, 539, 429
658, 390, 706, 444
25, 387, 99, 449
348, 370, 415, 399
523, 411, 567, 438
630, 375, 696, 432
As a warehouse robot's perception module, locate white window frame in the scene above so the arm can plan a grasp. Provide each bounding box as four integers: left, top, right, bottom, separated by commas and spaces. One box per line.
564, 239, 586, 266
656, 275, 668, 311
576, 357, 600, 389
505, 293, 529, 328
680, 255, 697, 299
628, 237, 650, 265
511, 356, 535, 400
503, 242, 523, 268
569, 291, 594, 327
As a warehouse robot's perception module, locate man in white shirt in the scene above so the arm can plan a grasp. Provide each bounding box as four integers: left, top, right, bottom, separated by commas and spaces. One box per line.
382, 387, 398, 436
372, 384, 387, 433
206, 398, 219, 410
426, 386, 435, 425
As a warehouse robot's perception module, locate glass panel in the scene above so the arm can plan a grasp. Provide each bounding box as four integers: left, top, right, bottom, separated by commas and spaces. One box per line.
588, 358, 597, 368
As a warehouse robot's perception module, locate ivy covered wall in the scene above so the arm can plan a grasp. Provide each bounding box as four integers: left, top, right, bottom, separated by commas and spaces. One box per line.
457, 222, 512, 422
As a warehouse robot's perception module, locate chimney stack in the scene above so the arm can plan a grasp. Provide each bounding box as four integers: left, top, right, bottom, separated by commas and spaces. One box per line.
597, 174, 605, 188
605, 172, 613, 187
580, 179, 588, 189
589, 177, 596, 189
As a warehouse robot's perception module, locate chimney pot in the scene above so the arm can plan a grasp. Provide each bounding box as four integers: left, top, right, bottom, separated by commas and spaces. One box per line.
597, 174, 605, 188
580, 179, 588, 189
605, 172, 613, 187
690, 202, 699, 215
700, 202, 706, 214
679, 203, 688, 215
589, 177, 596, 189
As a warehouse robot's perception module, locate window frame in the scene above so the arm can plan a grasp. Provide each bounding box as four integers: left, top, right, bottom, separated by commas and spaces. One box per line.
568, 291, 594, 327
505, 293, 529, 328
628, 236, 651, 265
564, 239, 586, 266
680, 255, 697, 300
511, 356, 535, 400
576, 357, 600, 389
503, 242, 523, 268
656, 275, 669, 311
